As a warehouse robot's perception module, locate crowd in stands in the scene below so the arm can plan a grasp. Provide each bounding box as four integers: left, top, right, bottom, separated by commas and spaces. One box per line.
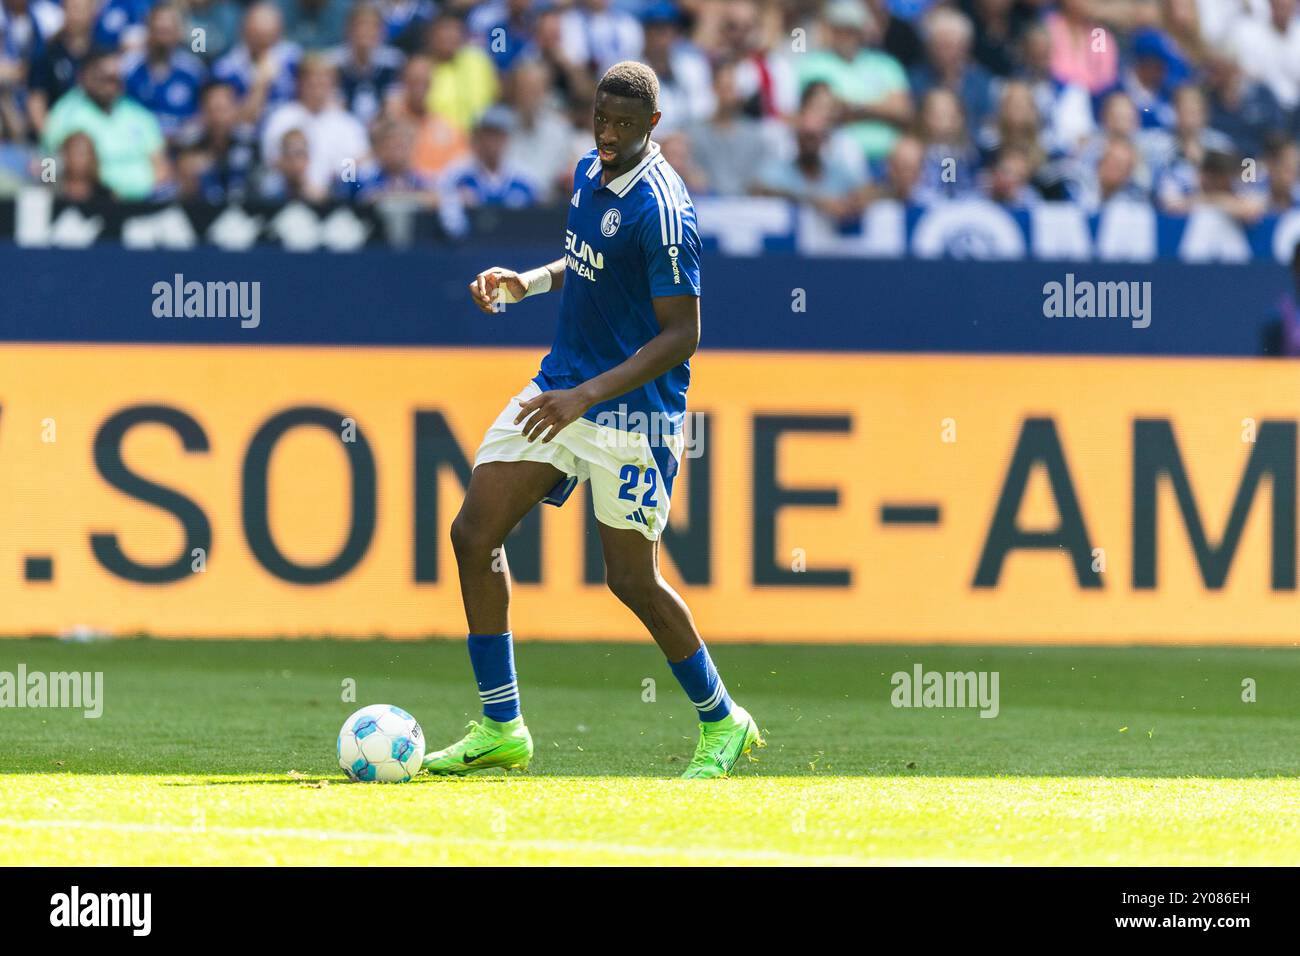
1, 0, 1298, 228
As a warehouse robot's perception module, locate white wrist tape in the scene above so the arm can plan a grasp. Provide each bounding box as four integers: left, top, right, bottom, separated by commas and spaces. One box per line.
519, 266, 552, 298
495, 267, 552, 306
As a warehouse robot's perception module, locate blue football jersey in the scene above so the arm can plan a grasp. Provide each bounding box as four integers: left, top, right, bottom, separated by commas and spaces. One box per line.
535, 141, 701, 436
122, 50, 207, 138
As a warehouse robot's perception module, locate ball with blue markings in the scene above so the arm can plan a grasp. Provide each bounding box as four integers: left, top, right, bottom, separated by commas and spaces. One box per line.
337, 704, 425, 782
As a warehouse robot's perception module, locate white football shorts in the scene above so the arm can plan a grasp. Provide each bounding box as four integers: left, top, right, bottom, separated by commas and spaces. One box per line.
474, 382, 684, 541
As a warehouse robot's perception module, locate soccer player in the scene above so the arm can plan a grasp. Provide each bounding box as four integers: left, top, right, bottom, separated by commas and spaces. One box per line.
424, 61, 762, 780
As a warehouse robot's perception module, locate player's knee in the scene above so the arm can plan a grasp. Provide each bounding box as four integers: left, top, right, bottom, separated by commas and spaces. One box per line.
605, 564, 657, 612
450, 511, 494, 561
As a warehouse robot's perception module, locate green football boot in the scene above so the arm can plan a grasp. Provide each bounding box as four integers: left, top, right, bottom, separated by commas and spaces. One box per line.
422, 716, 533, 775
681, 704, 764, 779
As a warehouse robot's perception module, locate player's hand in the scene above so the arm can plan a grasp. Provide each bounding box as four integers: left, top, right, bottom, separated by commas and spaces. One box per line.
468, 267, 527, 314
514, 387, 592, 443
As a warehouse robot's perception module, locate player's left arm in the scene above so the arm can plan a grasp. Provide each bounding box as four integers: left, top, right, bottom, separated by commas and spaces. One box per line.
515, 293, 699, 443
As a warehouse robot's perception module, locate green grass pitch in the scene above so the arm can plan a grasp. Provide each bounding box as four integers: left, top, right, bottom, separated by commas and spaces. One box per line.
1, 637, 1298, 865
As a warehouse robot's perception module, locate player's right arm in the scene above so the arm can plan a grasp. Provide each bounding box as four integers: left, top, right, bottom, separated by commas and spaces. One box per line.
468, 259, 566, 314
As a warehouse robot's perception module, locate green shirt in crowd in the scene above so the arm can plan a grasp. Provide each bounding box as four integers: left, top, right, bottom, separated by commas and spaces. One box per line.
797, 49, 909, 162
42, 89, 164, 200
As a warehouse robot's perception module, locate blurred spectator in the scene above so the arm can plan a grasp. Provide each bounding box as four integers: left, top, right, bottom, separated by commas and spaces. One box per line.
186, 0, 243, 63
1045, 0, 1119, 96
753, 109, 872, 222
639, 2, 713, 133
530, 0, 595, 108
55, 129, 111, 200
261, 52, 367, 194
658, 129, 707, 195
913, 86, 977, 202
93, 0, 153, 52
172, 140, 211, 200
24, 0, 97, 137
1158, 0, 1209, 75
1071, 90, 1154, 199
1, 0, 62, 65
424, 10, 498, 131
878, 130, 923, 201
908, 7, 994, 134
1079, 135, 1147, 211
276, 0, 350, 51
560, 0, 643, 75
1191, 146, 1268, 223
382, 52, 468, 178
686, 57, 766, 196
1263, 138, 1300, 212
502, 56, 575, 201
978, 79, 1058, 196
213, 2, 302, 125
377, 0, 435, 53
982, 143, 1038, 210
42, 47, 168, 199
469, 0, 542, 71
1015, 22, 1096, 153
1120, 29, 1181, 130
1203, 49, 1283, 161
867, 0, 925, 68
705, 0, 797, 120
1198, 0, 1270, 50
1097, 91, 1164, 187
440, 103, 539, 207
258, 125, 325, 199
775, 0, 832, 32
796, 0, 912, 163
351, 116, 437, 203
1, 0, 61, 141
1228, 0, 1300, 113
173, 79, 258, 201
793, 79, 871, 181
959, 0, 1034, 77
1151, 84, 1235, 213
123, 3, 208, 141
331, 2, 403, 124
438, 103, 540, 233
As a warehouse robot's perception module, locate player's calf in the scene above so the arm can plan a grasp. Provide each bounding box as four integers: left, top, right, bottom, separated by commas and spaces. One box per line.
603, 556, 762, 778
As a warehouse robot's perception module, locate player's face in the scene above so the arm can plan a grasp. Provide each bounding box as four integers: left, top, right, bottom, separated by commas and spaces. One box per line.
593, 91, 660, 171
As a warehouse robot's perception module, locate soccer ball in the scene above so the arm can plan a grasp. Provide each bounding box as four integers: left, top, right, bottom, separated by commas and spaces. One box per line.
337, 704, 425, 782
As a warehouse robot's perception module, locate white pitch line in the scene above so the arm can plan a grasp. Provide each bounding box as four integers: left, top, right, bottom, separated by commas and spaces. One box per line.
0, 817, 969, 866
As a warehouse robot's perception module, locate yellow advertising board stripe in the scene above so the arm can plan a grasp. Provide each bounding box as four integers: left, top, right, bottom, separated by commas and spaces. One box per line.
0, 344, 1296, 643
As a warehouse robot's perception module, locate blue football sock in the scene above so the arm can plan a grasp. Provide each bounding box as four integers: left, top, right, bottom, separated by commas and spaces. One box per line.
668, 644, 733, 722
467, 632, 520, 722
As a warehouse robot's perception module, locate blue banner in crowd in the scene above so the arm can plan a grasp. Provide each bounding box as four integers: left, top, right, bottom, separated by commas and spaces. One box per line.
5, 193, 1300, 265
696, 198, 1300, 265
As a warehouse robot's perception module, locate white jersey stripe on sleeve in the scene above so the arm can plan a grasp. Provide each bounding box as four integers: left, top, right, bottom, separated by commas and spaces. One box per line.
664, 165, 684, 244
647, 167, 681, 251
644, 166, 670, 246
